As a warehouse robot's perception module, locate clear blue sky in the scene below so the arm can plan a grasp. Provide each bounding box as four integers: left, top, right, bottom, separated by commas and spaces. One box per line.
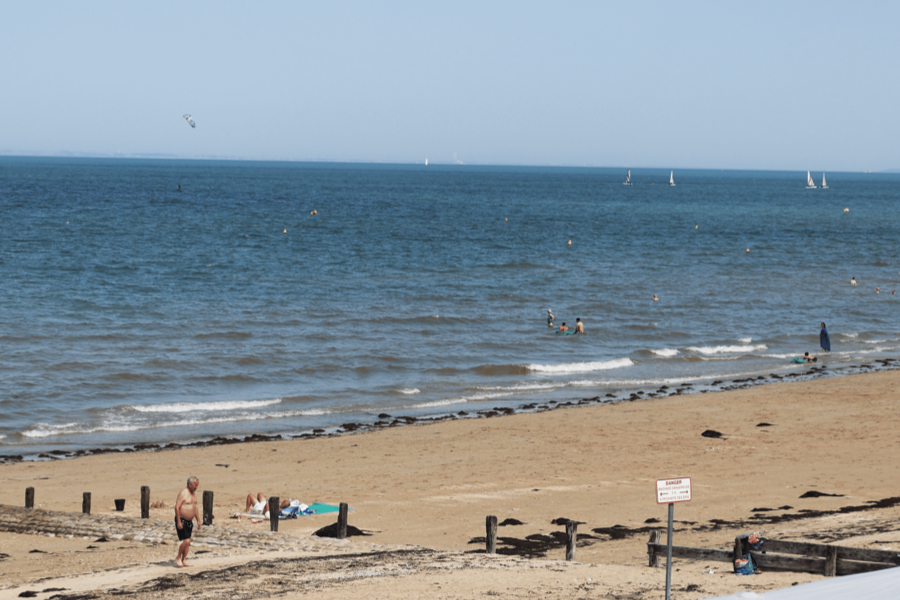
2, 1, 898, 170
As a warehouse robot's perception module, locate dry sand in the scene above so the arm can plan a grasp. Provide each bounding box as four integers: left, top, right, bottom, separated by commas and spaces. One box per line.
1, 369, 899, 598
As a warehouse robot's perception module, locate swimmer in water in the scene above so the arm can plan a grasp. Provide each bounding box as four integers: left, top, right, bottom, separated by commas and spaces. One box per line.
547, 309, 554, 327
851, 277, 857, 285
574, 318, 584, 335
803, 352, 817, 363
876, 287, 880, 293
653, 294, 659, 302
558, 322, 569, 333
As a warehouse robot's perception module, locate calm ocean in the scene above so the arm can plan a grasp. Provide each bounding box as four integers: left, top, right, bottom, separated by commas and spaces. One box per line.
1, 157, 898, 457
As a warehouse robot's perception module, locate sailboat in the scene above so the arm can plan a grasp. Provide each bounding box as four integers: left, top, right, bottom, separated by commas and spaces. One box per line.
623, 170, 632, 185
806, 171, 817, 189
425, 158, 428, 166
821, 173, 828, 189
668, 171, 675, 186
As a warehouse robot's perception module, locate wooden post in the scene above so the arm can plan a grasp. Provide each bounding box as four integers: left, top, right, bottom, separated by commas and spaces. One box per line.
25, 487, 34, 509
565, 520, 577, 561
337, 502, 349, 539
648, 530, 660, 567
82, 492, 91, 515
485, 515, 498, 554
733, 535, 744, 563
203, 490, 214, 526
140, 486, 150, 519
268, 497, 280, 532
825, 545, 838, 577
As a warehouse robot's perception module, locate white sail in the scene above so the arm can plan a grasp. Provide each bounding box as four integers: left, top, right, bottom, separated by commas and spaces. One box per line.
425, 158, 428, 166
806, 171, 817, 188
624, 169, 631, 185
668, 171, 675, 186
821, 173, 828, 189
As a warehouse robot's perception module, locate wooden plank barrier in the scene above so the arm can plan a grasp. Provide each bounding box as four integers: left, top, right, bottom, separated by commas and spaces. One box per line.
82, 492, 91, 515
25, 487, 34, 509
648, 531, 900, 577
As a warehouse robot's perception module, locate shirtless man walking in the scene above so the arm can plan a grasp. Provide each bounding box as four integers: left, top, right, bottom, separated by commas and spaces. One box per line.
175, 476, 201, 567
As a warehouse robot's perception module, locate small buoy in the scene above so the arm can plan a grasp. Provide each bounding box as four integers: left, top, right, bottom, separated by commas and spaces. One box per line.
653, 294, 658, 302
283, 229, 287, 234
844, 208, 849, 213
567, 240, 572, 246
746, 248, 750, 253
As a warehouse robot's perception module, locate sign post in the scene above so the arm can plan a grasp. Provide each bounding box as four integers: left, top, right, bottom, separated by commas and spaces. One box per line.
656, 477, 692, 600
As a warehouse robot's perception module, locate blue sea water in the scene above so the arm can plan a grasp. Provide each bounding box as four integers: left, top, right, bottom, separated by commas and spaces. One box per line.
1, 157, 898, 456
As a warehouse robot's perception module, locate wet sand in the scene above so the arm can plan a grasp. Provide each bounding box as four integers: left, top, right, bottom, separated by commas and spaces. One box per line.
1, 369, 900, 599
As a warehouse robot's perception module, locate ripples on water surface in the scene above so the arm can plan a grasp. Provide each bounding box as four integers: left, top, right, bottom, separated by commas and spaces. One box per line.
1, 158, 898, 454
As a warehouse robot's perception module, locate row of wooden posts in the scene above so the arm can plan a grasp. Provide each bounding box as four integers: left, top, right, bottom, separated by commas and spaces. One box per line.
485, 515, 578, 560
23, 487, 351, 540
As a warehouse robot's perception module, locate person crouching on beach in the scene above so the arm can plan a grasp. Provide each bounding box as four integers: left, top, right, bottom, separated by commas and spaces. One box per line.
175, 476, 201, 567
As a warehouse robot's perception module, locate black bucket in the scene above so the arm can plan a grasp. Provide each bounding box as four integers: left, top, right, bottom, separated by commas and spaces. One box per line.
114, 499, 125, 511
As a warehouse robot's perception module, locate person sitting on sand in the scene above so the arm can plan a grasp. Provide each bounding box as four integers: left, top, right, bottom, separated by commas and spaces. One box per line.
558, 322, 568, 332
574, 318, 584, 335
175, 476, 201, 568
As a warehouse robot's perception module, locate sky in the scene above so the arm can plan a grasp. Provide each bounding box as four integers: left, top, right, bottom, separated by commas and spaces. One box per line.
1, 1, 898, 171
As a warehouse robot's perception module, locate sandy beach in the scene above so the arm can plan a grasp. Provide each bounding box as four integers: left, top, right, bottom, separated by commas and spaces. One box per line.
2, 369, 899, 599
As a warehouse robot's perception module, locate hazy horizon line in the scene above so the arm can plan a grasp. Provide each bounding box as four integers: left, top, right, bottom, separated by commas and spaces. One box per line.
0, 151, 895, 174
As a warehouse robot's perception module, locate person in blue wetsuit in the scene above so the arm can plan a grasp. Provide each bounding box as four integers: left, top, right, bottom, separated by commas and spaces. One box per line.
819, 322, 831, 352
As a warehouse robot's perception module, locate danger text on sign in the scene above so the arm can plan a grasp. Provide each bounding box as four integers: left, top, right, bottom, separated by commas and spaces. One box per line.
656, 477, 692, 504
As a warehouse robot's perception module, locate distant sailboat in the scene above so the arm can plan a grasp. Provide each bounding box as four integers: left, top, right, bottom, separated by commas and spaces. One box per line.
668, 171, 675, 186
624, 170, 632, 185
425, 158, 428, 166
821, 173, 828, 189
806, 171, 817, 189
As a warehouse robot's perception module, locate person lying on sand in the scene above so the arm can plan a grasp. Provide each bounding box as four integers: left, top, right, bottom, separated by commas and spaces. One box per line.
245, 492, 292, 514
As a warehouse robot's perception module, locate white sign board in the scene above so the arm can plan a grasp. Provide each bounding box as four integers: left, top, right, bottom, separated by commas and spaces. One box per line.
656, 477, 692, 504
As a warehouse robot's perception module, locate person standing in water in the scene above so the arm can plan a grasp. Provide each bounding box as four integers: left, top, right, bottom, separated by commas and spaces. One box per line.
574, 318, 584, 334
819, 322, 831, 353
547, 309, 554, 327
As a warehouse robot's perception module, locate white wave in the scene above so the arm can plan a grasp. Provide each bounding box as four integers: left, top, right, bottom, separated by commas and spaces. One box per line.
132, 399, 282, 413
862, 339, 888, 344
527, 358, 634, 374
738, 337, 752, 343
0, 434, 6, 440
840, 333, 859, 338
397, 388, 421, 395
686, 344, 767, 355
21, 409, 326, 438
650, 349, 679, 357
409, 398, 471, 409
475, 383, 559, 392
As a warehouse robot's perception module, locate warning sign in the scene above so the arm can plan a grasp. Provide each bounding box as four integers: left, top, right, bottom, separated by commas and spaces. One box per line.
656, 477, 692, 504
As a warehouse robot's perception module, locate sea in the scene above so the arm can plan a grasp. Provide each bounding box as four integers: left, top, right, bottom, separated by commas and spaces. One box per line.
1, 157, 898, 458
